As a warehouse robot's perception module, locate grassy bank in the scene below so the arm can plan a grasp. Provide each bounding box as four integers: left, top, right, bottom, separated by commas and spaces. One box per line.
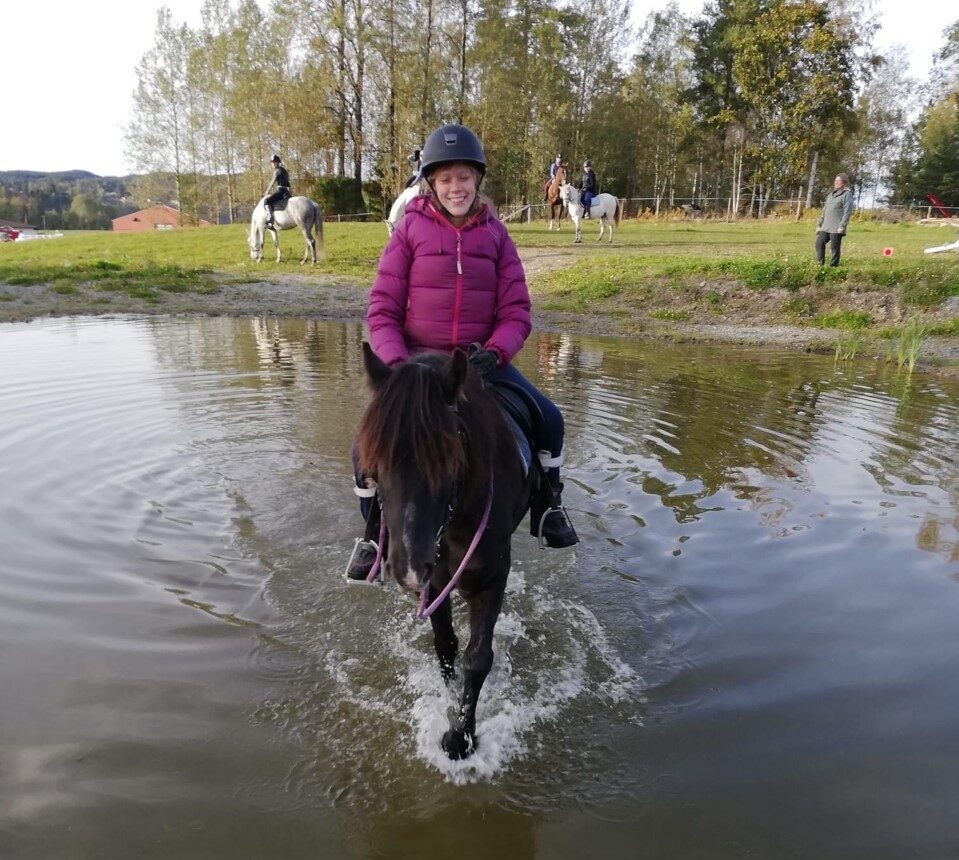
0, 217, 956, 342
517, 219, 959, 338
0, 222, 386, 301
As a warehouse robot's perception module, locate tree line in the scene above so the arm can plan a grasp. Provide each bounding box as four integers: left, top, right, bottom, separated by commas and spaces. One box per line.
890, 20, 959, 207
41, 1, 959, 227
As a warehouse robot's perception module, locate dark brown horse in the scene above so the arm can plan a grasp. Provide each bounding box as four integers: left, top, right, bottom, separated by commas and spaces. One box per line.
356, 344, 532, 759
545, 165, 567, 231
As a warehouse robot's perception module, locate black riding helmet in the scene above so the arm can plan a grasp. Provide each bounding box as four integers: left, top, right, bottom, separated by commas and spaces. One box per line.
420, 124, 486, 179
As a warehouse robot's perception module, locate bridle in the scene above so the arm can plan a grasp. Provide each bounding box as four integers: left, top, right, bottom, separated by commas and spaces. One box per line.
363, 414, 495, 621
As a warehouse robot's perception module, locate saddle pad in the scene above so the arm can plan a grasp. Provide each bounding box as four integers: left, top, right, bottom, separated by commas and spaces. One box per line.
505, 412, 532, 477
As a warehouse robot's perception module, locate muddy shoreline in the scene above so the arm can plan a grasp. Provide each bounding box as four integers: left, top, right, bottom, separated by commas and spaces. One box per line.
2, 263, 957, 373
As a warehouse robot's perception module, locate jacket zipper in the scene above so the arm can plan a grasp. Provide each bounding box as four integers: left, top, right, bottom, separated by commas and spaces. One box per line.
451, 231, 463, 347
423, 200, 482, 349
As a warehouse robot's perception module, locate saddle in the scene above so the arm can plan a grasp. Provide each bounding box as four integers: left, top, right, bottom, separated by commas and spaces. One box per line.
488, 379, 544, 478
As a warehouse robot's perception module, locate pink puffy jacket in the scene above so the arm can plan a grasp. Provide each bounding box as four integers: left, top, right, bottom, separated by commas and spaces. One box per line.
367, 196, 531, 366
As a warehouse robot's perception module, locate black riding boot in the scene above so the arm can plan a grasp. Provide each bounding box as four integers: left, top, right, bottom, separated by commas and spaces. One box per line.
265, 206, 275, 229
529, 476, 579, 548
346, 500, 384, 580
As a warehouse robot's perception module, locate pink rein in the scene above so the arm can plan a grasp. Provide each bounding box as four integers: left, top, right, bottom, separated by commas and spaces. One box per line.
367, 479, 494, 621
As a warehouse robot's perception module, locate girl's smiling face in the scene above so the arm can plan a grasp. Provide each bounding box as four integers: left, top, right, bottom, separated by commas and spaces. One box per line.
431, 163, 478, 223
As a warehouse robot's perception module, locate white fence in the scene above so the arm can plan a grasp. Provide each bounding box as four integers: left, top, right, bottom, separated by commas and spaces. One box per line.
322, 199, 959, 224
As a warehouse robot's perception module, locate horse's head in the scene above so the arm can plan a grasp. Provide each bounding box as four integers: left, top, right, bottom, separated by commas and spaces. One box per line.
560, 182, 575, 204
357, 344, 471, 592
248, 231, 261, 260
248, 213, 263, 260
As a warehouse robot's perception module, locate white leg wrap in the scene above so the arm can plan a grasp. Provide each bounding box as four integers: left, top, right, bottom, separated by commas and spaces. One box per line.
353, 484, 376, 498
537, 450, 563, 469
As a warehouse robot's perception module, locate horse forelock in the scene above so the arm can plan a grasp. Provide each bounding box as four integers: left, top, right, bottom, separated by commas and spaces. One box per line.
357, 357, 463, 494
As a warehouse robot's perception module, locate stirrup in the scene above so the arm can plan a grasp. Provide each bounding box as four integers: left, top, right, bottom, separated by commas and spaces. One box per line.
535, 506, 579, 549
344, 538, 382, 584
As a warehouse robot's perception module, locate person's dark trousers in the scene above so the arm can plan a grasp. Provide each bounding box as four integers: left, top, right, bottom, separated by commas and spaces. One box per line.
581, 191, 593, 217
265, 188, 290, 226
486, 362, 564, 483
815, 230, 844, 266
265, 188, 289, 209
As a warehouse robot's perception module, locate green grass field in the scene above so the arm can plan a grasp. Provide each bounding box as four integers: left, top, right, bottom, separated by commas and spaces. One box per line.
0, 216, 956, 334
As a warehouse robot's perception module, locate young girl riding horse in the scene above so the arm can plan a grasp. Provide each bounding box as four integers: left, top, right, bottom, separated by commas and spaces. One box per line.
348, 123, 578, 579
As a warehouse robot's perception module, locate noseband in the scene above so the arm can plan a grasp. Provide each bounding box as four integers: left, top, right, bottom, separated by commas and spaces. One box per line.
417, 477, 493, 621
363, 415, 494, 621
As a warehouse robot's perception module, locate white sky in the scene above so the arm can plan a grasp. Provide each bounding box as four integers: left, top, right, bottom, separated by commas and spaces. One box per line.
4, 0, 956, 176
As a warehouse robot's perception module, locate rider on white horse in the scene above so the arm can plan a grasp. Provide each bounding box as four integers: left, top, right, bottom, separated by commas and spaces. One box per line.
263, 154, 292, 230
580, 160, 597, 218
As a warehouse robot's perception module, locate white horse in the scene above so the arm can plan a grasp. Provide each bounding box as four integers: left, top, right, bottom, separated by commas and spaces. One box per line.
385, 185, 421, 236
249, 196, 324, 264
560, 183, 621, 244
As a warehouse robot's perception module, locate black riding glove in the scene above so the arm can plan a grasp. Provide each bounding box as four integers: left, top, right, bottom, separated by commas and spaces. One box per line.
467, 343, 499, 379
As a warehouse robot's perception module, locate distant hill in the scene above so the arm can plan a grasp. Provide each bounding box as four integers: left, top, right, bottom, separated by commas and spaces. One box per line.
0, 170, 138, 229
0, 169, 136, 183
0, 169, 99, 182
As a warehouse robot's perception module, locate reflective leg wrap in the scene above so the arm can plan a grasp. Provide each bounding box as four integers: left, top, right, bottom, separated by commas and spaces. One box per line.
537, 450, 564, 469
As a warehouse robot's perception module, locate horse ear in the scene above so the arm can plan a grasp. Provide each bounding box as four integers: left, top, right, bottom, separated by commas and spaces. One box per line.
444, 349, 469, 403
362, 342, 392, 389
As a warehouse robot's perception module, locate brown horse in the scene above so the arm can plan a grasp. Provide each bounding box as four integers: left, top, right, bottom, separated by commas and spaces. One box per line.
545, 165, 567, 231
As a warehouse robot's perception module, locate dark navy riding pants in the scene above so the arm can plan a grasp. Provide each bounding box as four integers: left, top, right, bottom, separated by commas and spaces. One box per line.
265, 187, 290, 208
485, 362, 564, 468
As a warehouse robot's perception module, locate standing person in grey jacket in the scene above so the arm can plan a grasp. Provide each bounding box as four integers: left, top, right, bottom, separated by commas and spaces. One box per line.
815, 173, 854, 266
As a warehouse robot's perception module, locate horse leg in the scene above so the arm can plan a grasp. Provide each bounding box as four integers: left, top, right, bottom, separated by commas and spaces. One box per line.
271, 229, 281, 263
441, 583, 505, 760
428, 591, 458, 683
300, 226, 313, 265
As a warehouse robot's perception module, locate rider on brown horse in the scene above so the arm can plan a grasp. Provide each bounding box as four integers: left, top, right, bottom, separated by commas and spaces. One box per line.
544, 153, 563, 200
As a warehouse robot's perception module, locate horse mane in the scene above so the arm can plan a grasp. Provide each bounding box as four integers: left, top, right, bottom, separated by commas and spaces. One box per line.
357, 353, 497, 497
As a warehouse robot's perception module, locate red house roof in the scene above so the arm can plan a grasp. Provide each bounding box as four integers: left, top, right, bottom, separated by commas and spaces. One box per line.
112, 205, 211, 231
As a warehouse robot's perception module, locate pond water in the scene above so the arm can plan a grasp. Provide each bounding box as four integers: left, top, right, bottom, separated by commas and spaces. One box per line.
1, 316, 957, 859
